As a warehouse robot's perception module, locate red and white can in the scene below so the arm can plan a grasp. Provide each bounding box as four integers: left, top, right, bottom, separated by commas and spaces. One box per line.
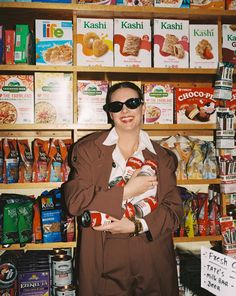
134, 196, 158, 218
124, 157, 143, 182
90, 211, 112, 227
124, 202, 136, 219
139, 159, 158, 177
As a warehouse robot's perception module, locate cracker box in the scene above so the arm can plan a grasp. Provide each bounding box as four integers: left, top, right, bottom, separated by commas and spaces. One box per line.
222, 24, 236, 65
76, 18, 113, 67
114, 19, 152, 67
226, 89, 236, 123
34, 72, 73, 124
144, 83, 174, 124
155, 0, 190, 8
35, 20, 73, 65
190, 0, 224, 9
153, 19, 189, 68
175, 87, 217, 124
4, 30, 15, 65
0, 75, 34, 124
189, 24, 218, 68
78, 80, 108, 125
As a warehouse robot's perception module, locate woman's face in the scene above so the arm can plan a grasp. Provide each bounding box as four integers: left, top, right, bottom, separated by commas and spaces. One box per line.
109, 87, 145, 132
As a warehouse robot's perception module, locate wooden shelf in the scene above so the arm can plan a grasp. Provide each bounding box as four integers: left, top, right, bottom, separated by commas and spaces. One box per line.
174, 235, 222, 243
0, 241, 76, 251
177, 179, 221, 185
0, 182, 62, 190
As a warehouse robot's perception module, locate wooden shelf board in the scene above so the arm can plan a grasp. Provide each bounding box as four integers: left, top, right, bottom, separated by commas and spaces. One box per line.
0, 182, 62, 189
174, 235, 222, 243
0, 64, 75, 72
142, 123, 217, 130
0, 241, 76, 251
0, 124, 76, 130
177, 179, 221, 185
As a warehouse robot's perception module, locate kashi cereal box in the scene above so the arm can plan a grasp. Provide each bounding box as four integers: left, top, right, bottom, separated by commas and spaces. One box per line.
144, 83, 174, 124
116, 0, 153, 5
226, 89, 236, 123
78, 80, 108, 125
34, 72, 73, 124
0, 75, 34, 124
155, 0, 190, 8
189, 24, 218, 68
114, 19, 152, 67
226, 0, 236, 9
76, 18, 113, 67
153, 19, 189, 68
222, 24, 236, 65
35, 20, 73, 65
175, 87, 216, 124
190, 0, 224, 9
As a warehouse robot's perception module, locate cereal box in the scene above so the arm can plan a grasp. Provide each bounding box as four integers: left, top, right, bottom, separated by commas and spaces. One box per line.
144, 83, 174, 124
153, 19, 189, 68
14, 24, 32, 64
4, 30, 15, 65
78, 0, 116, 3
226, 89, 236, 123
35, 20, 73, 65
0, 75, 34, 124
190, 0, 224, 9
114, 19, 152, 67
189, 24, 218, 68
226, 0, 236, 9
34, 72, 73, 124
175, 87, 216, 124
155, 0, 190, 8
222, 24, 236, 65
116, 0, 153, 5
78, 80, 108, 125
76, 18, 113, 67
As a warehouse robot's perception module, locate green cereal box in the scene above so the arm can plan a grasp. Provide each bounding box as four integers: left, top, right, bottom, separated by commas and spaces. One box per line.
14, 24, 31, 64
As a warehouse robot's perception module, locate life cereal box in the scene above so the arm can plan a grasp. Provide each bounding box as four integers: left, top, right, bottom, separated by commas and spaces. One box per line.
175, 87, 217, 124
153, 19, 189, 68
76, 18, 113, 67
78, 80, 108, 125
34, 72, 73, 124
190, 0, 224, 9
155, 0, 190, 8
222, 24, 236, 65
0, 75, 34, 124
114, 19, 152, 67
189, 24, 218, 68
226, 89, 236, 123
144, 83, 174, 124
35, 20, 73, 65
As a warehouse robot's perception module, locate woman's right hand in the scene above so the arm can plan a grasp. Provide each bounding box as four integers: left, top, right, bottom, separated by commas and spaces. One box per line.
123, 169, 158, 201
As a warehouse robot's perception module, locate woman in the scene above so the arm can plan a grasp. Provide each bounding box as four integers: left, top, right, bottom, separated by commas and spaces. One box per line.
63, 81, 183, 296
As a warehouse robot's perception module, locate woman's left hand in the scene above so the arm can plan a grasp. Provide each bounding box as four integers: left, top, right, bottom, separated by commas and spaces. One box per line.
93, 216, 135, 234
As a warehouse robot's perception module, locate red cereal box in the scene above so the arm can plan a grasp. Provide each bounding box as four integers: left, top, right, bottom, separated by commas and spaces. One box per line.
175, 87, 216, 124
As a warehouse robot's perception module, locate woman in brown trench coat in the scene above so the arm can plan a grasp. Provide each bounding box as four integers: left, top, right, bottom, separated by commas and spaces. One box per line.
63, 82, 183, 296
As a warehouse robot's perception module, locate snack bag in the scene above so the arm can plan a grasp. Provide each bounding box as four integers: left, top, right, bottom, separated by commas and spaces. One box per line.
3, 139, 19, 183
32, 139, 50, 182
18, 139, 33, 183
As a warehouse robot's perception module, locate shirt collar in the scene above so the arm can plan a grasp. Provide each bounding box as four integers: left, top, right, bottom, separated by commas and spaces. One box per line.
103, 127, 156, 155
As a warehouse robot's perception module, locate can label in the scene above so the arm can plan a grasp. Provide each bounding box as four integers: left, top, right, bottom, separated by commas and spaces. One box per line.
124, 202, 136, 219
139, 159, 158, 177
52, 255, 72, 287
124, 157, 143, 181
134, 196, 158, 218
56, 285, 76, 296
90, 212, 111, 227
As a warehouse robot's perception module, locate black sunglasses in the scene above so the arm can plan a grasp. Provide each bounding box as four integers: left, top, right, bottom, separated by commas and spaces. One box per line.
103, 98, 144, 113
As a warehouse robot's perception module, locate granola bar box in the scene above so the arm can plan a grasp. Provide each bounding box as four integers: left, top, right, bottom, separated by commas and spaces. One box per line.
76, 18, 113, 67
189, 24, 218, 68
0, 75, 34, 124
144, 83, 174, 124
175, 87, 216, 124
114, 18, 152, 67
222, 24, 236, 65
35, 19, 73, 65
34, 72, 73, 124
153, 19, 189, 68
77, 80, 108, 125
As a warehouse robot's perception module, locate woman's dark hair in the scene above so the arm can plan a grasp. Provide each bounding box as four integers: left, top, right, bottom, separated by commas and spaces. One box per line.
104, 81, 143, 124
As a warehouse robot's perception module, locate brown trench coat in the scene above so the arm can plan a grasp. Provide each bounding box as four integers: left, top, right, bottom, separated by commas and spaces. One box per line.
62, 130, 183, 296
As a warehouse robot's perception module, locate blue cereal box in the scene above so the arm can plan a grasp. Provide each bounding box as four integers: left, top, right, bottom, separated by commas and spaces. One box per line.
35, 19, 73, 65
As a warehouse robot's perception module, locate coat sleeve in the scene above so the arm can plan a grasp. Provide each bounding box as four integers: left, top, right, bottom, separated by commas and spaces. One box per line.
144, 148, 183, 241
62, 140, 124, 219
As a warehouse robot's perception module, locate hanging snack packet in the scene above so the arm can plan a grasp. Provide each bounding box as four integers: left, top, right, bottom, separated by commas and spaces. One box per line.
48, 139, 64, 182
32, 197, 43, 243
17, 200, 34, 246
213, 62, 234, 101
62, 138, 73, 182
18, 139, 33, 183
32, 139, 50, 182
0, 139, 3, 183
3, 139, 19, 183
2, 203, 19, 246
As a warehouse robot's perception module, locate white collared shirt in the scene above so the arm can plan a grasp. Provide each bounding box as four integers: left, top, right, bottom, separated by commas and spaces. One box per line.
103, 127, 157, 233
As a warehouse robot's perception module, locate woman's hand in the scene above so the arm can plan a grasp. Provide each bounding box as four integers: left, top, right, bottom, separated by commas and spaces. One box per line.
123, 169, 158, 201
93, 216, 135, 234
